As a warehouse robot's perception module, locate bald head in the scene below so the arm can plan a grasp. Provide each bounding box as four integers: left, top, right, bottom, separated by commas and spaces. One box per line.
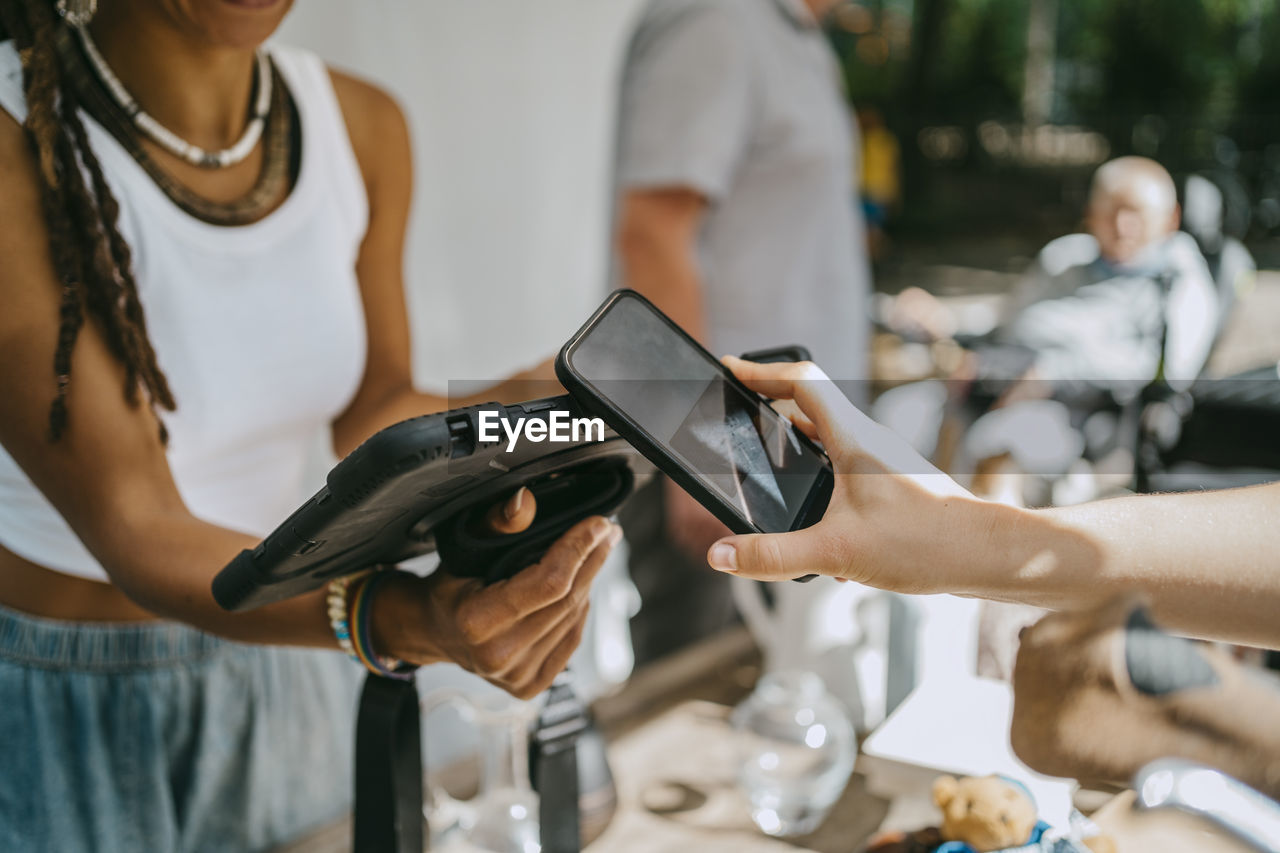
1086, 157, 1180, 265
1090, 157, 1177, 215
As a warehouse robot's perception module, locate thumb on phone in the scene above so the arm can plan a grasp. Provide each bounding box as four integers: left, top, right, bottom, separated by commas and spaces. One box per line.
707, 527, 840, 581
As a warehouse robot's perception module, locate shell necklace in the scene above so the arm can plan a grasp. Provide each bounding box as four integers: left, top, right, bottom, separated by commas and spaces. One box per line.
74, 24, 271, 169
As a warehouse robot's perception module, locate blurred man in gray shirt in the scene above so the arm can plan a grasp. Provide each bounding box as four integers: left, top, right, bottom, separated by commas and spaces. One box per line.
615, 0, 870, 382
613, 0, 871, 659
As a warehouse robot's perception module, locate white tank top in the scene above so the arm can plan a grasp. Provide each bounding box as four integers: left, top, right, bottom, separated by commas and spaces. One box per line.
0, 43, 368, 582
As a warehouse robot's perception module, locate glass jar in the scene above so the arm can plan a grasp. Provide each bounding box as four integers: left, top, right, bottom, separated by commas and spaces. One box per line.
422, 689, 540, 853
421, 679, 616, 852
731, 670, 856, 837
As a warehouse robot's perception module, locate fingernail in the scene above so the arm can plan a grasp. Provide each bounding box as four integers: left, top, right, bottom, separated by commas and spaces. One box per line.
708, 542, 737, 572
607, 524, 624, 547
504, 487, 527, 521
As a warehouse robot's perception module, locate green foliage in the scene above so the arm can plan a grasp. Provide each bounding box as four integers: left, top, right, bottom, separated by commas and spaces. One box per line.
831, 0, 1280, 137
926, 0, 1029, 118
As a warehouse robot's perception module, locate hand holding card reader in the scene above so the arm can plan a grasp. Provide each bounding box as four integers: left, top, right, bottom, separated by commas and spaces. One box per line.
209, 293, 826, 853
208, 294, 830, 853
212, 396, 645, 611
213, 290, 827, 612
556, 290, 832, 582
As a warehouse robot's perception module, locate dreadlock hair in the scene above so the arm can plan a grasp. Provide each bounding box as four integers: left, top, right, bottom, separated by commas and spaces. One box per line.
0, 0, 175, 442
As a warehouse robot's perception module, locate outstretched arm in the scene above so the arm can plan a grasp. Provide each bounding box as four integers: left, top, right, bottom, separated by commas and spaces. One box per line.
705, 356, 1280, 649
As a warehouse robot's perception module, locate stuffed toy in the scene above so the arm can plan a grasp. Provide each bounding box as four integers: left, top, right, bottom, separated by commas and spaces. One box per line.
933, 774, 1044, 852
866, 774, 1115, 853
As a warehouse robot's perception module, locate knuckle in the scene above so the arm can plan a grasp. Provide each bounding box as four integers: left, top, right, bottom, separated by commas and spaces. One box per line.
566, 618, 587, 648
570, 581, 593, 608
562, 585, 587, 611
534, 570, 572, 604
817, 533, 851, 577
455, 602, 489, 645
530, 671, 556, 697
564, 523, 599, 558
490, 675, 520, 697
472, 643, 508, 675
504, 659, 532, 687
757, 536, 786, 576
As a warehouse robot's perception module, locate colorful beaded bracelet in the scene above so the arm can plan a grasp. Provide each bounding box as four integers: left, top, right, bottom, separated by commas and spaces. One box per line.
325, 572, 365, 664
326, 571, 417, 681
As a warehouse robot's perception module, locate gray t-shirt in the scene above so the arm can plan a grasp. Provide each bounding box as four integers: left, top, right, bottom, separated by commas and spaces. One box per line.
616, 0, 871, 387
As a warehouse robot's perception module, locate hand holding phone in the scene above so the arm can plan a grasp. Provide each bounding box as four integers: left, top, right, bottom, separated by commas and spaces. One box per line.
556, 291, 833, 580
706, 355, 974, 588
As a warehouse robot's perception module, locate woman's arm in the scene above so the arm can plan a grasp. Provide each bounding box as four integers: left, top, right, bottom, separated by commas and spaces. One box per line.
0, 101, 615, 700
0, 110, 340, 648
326, 73, 555, 458
703, 357, 1280, 649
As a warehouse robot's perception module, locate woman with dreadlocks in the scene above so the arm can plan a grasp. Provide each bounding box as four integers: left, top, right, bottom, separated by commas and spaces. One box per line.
0, 1, 620, 849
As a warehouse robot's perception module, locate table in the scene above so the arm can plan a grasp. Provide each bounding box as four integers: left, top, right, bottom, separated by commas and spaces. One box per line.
277, 628, 934, 852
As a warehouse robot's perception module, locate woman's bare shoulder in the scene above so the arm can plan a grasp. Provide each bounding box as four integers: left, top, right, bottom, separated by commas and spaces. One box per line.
327, 68, 411, 197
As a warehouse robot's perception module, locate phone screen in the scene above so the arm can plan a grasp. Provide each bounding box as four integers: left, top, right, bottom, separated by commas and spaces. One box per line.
566, 294, 828, 533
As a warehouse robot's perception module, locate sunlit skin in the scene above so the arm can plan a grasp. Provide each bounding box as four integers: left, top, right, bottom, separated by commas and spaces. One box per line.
86, 0, 296, 204
804, 0, 843, 19
705, 358, 1280, 650
106, 0, 296, 53
0, 0, 601, 699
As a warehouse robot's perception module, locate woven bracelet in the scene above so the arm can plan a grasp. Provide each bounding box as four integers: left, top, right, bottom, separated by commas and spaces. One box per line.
349, 571, 417, 681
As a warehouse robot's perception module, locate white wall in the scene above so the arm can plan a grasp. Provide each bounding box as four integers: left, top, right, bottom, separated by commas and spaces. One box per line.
278, 0, 646, 391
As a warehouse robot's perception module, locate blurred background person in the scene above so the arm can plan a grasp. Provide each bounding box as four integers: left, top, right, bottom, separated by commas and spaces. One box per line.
857, 104, 901, 262
1001, 155, 1218, 394
876, 155, 1223, 676
877, 156, 1219, 498
611, 0, 874, 661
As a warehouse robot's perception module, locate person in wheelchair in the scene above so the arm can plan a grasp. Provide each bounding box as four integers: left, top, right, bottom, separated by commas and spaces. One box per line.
999, 155, 1218, 398
878, 157, 1221, 499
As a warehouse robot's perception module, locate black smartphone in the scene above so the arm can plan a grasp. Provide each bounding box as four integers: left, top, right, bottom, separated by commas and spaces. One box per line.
557, 290, 833, 558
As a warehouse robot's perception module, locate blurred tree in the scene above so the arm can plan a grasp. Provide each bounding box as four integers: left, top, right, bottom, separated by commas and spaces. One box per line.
824, 0, 1280, 236
1234, 1, 1280, 152
929, 0, 1027, 120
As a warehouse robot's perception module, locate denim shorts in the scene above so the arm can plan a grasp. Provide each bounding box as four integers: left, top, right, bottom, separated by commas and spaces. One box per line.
0, 604, 361, 852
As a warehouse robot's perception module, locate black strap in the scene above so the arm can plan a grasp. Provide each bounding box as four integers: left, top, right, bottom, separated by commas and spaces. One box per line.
354, 674, 424, 853
435, 460, 634, 586
354, 671, 586, 853
530, 673, 587, 853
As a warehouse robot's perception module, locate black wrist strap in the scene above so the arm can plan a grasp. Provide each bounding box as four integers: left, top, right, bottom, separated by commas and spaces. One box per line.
354, 674, 424, 853
353, 671, 587, 853
530, 673, 587, 853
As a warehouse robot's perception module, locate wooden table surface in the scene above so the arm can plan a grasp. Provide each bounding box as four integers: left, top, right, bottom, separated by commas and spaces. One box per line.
586, 698, 905, 853
277, 628, 934, 853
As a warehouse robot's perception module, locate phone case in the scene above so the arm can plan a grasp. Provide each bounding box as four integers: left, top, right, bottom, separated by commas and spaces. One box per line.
212, 395, 648, 612
555, 290, 832, 543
